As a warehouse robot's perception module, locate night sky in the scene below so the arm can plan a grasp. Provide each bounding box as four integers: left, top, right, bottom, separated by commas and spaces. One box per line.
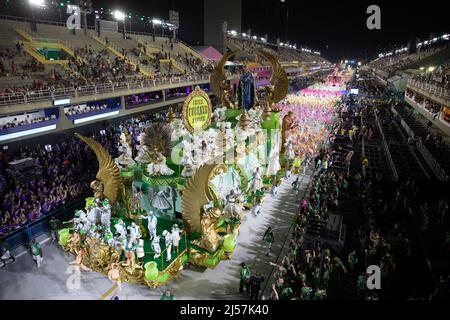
1, 0, 448, 62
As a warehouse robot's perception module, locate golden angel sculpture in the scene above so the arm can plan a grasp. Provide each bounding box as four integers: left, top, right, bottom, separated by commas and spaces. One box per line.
75, 133, 123, 205
181, 162, 227, 252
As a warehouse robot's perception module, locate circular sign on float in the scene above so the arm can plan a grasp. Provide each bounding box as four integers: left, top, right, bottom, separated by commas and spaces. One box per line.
182, 86, 212, 133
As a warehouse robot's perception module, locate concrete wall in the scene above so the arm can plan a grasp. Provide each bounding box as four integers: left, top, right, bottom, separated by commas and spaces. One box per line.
204, 0, 242, 51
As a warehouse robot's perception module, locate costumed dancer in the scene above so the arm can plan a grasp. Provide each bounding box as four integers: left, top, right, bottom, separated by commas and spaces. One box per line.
171, 224, 182, 254
30, 238, 43, 268
252, 198, 262, 217
263, 226, 274, 257
69, 247, 91, 271
108, 263, 122, 291
248, 167, 263, 194
151, 236, 162, 259
162, 230, 173, 261
144, 211, 157, 241
100, 199, 111, 233
136, 239, 145, 263
114, 219, 127, 240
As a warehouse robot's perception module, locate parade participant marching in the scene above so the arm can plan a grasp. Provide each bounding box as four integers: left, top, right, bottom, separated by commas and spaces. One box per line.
108, 263, 122, 291
252, 198, 262, 217
161, 289, 175, 300
30, 238, 43, 268
0, 241, 16, 268
49, 216, 61, 242
239, 262, 252, 295
249, 272, 265, 300
263, 226, 274, 257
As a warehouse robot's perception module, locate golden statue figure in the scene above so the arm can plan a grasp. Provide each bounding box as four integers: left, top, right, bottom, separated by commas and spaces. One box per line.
75, 133, 124, 205
192, 207, 222, 252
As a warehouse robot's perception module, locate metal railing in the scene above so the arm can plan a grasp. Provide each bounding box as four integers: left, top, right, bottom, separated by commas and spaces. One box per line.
0, 74, 211, 107
374, 111, 399, 181
408, 79, 450, 100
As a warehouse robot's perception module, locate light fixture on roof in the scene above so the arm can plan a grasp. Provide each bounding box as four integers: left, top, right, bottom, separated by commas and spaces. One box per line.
152, 18, 163, 25
242, 33, 247, 37
428, 66, 435, 72
113, 10, 125, 21
29, 0, 46, 7
252, 35, 257, 40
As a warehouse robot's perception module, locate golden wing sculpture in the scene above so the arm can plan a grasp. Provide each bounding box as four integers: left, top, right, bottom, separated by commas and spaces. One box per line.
257, 50, 289, 103
75, 133, 123, 205
211, 50, 237, 99
181, 162, 227, 234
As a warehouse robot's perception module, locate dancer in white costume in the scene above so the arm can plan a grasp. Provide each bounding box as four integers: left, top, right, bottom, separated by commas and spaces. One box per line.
136, 239, 145, 262
248, 167, 263, 194
171, 224, 183, 254
146, 151, 174, 176
162, 230, 173, 261
135, 133, 153, 164
151, 236, 161, 259
143, 211, 157, 241
115, 133, 135, 168
114, 219, 127, 239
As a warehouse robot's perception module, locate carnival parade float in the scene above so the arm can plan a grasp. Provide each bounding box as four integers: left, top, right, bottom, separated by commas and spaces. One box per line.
57, 50, 289, 289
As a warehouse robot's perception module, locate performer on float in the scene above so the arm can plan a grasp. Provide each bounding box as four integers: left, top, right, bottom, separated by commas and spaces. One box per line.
136, 239, 145, 263
73, 210, 85, 232
143, 211, 157, 241
135, 133, 152, 164
108, 263, 122, 291
131, 186, 143, 213
115, 132, 136, 168
85, 204, 97, 232
252, 198, 262, 217
69, 247, 91, 271
171, 224, 182, 254
151, 236, 162, 259
128, 222, 141, 244
123, 235, 137, 270
162, 230, 173, 261
114, 219, 127, 240
247, 167, 263, 194
147, 148, 174, 176
100, 199, 111, 233
181, 148, 196, 177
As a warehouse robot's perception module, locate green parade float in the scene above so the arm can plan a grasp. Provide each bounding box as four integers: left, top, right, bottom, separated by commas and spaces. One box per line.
58, 49, 288, 288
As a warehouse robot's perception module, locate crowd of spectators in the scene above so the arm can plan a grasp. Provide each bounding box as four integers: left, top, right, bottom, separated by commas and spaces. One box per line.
405, 89, 443, 117
72, 46, 144, 84
267, 87, 449, 300
0, 113, 57, 131
64, 103, 109, 117
410, 60, 450, 93
0, 106, 181, 236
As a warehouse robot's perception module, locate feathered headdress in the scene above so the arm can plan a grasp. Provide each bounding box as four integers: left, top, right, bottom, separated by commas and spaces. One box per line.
142, 123, 173, 157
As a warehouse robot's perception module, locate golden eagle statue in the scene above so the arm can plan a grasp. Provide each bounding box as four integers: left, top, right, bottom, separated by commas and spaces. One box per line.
75, 133, 123, 205
211, 50, 237, 108
257, 50, 289, 105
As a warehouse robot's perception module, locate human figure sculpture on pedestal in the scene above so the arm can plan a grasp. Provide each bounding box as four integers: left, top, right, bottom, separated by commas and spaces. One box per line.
237, 66, 255, 110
